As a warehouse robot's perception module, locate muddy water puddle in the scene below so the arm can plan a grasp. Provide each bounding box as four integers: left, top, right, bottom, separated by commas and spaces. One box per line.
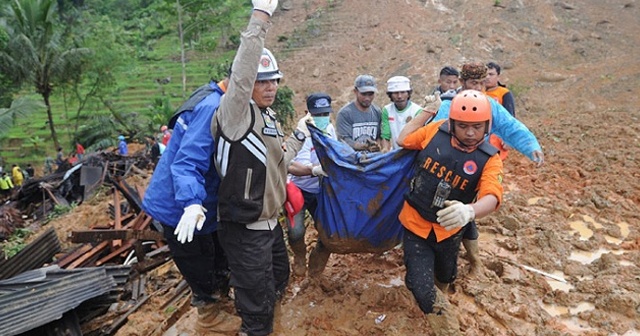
568, 215, 630, 244
566, 215, 630, 265
538, 215, 636, 333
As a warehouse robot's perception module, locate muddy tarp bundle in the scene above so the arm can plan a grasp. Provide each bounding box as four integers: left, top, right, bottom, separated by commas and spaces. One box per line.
310, 125, 417, 253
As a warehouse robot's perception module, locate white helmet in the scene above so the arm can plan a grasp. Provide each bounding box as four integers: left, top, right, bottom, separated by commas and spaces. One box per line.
386, 76, 411, 92
257, 48, 283, 81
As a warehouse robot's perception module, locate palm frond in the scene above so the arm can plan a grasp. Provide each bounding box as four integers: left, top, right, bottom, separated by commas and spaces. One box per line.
0, 96, 46, 136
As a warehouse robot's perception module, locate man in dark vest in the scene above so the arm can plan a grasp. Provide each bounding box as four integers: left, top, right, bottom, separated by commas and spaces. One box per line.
210, 1, 314, 334
397, 90, 504, 335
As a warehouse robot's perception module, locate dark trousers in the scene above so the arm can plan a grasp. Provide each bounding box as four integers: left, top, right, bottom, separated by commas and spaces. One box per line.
162, 224, 229, 306
463, 220, 479, 240
285, 189, 319, 244
217, 221, 290, 336
403, 227, 463, 314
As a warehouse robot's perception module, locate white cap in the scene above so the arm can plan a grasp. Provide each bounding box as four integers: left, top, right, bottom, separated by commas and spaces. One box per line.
386, 76, 411, 92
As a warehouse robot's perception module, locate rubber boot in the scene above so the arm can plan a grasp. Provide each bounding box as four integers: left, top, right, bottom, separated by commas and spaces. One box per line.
308, 243, 330, 276
425, 288, 461, 336
196, 303, 240, 335
434, 279, 450, 293
290, 239, 307, 277
462, 239, 482, 276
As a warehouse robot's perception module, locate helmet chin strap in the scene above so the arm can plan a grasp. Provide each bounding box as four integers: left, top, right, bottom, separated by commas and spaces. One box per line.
451, 135, 483, 153
450, 120, 489, 152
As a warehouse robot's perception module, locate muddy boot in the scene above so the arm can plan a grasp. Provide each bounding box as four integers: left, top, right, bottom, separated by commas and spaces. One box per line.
308, 243, 330, 276
280, 0, 293, 10
425, 288, 461, 336
196, 303, 240, 335
290, 239, 307, 277
434, 279, 450, 293
462, 239, 483, 276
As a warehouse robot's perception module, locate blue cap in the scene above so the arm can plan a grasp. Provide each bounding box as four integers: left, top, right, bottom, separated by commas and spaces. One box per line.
306, 92, 332, 114
118, 135, 125, 141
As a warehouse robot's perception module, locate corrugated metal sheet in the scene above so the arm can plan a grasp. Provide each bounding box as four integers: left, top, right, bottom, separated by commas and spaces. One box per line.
0, 266, 116, 336
0, 227, 61, 280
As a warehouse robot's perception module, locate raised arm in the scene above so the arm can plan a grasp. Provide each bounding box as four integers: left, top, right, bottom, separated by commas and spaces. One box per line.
214, 10, 271, 141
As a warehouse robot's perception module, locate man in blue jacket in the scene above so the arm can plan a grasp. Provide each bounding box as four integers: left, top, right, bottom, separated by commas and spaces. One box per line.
430, 61, 544, 276
432, 62, 544, 165
142, 75, 239, 333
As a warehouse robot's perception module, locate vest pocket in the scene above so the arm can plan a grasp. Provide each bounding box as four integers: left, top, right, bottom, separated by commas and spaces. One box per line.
244, 168, 253, 200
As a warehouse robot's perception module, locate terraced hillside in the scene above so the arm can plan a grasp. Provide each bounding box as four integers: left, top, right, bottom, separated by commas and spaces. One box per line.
1, 41, 220, 165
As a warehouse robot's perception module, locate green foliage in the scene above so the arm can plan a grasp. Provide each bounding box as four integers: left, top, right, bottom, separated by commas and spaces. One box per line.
1, 228, 32, 259
57, 13, 139, 147
45, 202, 77, 223
508, 82, 530, 98
272, 86, 296, 131
145, 95, 175, 132
0, 97, 47, 138
280, 15, 323, 51
0, 0, 92, 149
0, 0, 253, 164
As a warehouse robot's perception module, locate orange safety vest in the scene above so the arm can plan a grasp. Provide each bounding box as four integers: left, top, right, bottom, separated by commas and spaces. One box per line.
485, 87, 511, 160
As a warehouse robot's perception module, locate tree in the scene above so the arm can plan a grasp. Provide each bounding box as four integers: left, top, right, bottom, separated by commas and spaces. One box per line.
0, 0, 91, 150
60, 14, 134, 140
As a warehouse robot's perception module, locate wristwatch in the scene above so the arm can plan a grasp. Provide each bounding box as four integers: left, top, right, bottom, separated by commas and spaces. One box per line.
293, 130, 306, 142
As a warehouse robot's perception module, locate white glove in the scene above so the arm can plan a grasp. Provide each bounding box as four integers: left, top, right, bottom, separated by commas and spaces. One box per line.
174, 204, 207, 243
423, 92, 442, 113
311, 165, 327, 177
436, 200, 475, 231
252, 0, 278, 16
295, 113, 314, 138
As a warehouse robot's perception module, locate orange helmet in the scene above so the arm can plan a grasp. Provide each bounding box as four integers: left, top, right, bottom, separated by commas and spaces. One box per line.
160, 125, 168, 132
449, 90, 492, 133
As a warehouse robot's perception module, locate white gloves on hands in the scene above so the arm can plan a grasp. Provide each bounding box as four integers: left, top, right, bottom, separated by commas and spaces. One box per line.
423, 92, 442, 113
174, 204, 207, 243
311, 165, 327, 177
296, 113, 314, 138
252, 0, 278, 16
436, 200, 475, 231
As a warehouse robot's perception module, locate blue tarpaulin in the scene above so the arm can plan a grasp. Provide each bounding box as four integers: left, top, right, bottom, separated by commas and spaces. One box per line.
310, 125, 417, 253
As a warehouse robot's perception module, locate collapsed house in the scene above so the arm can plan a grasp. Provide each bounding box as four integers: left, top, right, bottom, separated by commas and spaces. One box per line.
0, 151, 187, 336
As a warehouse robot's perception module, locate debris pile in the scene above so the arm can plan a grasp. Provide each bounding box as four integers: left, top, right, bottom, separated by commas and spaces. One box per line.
0, 150, 177, 336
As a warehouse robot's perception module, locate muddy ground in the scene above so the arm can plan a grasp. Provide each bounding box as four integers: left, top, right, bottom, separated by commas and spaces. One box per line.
40, 0, 640, 335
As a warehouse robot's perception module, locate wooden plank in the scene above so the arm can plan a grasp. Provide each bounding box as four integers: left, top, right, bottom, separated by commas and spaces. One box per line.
136, 214, 153, 230
70, 229, 164, 242
56, 244, 93, 268
90, 213, 134, 230
135, 184, 146, 200
113, 187, 122, 248
148, 288, 191, 336
95, 239, 135, 266
103, 294, 151, 335
67, 241, 110, 269
123, 211, 146, 230
43, 187, 61, 206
